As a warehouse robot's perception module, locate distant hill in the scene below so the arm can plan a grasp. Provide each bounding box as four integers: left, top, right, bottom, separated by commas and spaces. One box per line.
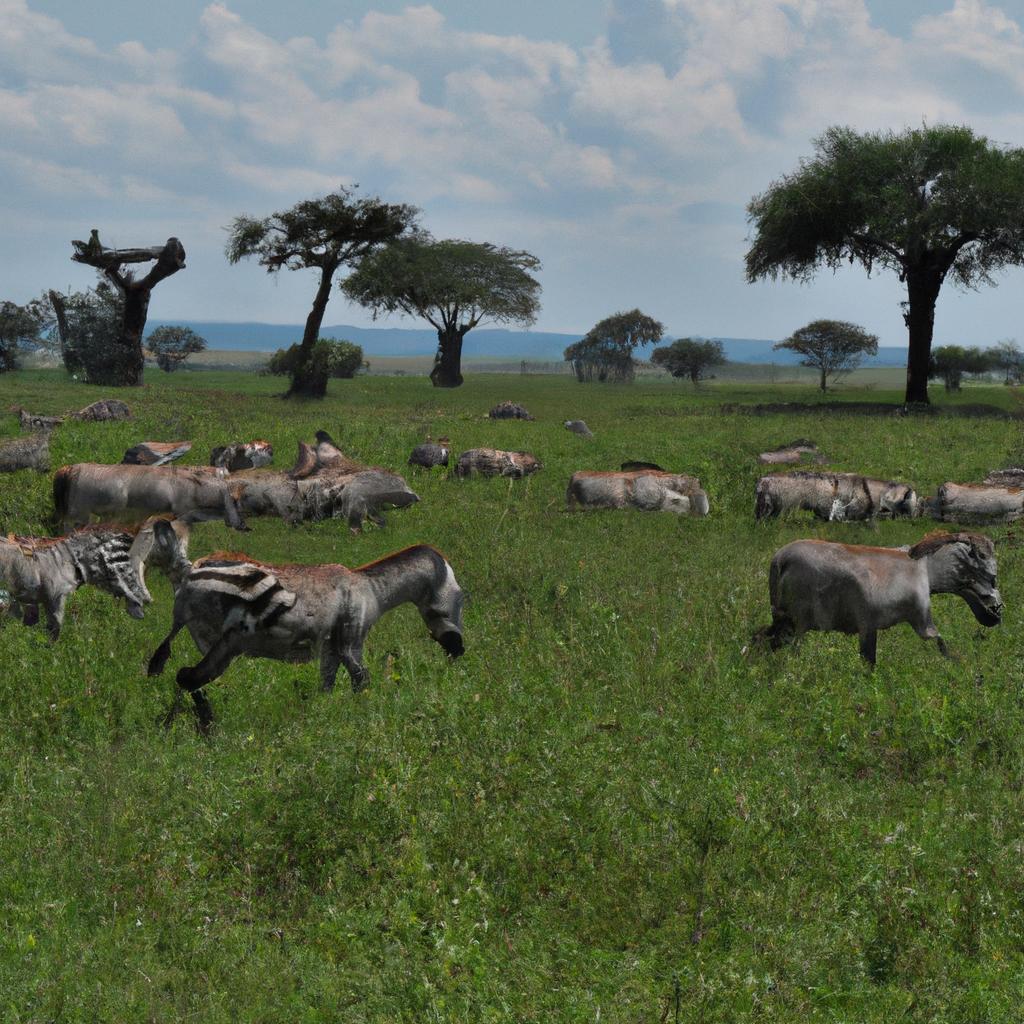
147, 320, 909, 367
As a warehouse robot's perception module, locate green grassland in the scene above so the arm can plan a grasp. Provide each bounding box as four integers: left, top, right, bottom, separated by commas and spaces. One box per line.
0, 370, 1023, 1022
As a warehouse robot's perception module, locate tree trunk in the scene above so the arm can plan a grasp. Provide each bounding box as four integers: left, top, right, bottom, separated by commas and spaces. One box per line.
288, 263, 338, 398
47, 290, 69, 365
903, 270, 943, 405
430, 326, 467, 388
819, 367, 827, 393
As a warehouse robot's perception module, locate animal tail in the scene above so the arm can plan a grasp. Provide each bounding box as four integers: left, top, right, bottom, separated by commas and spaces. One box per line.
51, 465, 73, 532
754, 478, 773, 520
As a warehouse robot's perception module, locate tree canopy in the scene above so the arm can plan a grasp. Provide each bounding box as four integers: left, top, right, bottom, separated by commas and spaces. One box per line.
226, 186, 418, 396
746, 124, 1024, 403
928, 345, 992, 392
147, 325, 207, 372
342, 235, 541, 387
774, 319, 878, 392
564, 309, 663, 383
0, 300, 46, 373
650, 338, 726, 385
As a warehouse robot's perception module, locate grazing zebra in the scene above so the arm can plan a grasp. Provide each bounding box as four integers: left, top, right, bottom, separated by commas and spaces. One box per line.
0, 524, 154, 639
145, 520, 465, 729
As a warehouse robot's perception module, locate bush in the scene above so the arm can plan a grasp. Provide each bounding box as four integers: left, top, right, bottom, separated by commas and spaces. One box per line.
146, 325, 207, 372
48, 283, 125, 383
265, 338, 367, 393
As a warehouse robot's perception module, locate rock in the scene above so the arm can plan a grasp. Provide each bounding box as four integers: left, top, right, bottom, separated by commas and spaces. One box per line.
488, 401, 534, 420
0, 433, 49, 472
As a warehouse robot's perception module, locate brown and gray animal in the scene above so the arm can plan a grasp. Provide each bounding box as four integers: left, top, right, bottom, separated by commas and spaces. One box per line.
0, 433, 49, 472
123, 441, 192, 466
566, 470, 710, 516
928, 481, 1024, 524
755, 471, 919, 521
489, 401, 533, 420
408, 438, 450, 469
985, 468, 1024, 488
455, 448, 541, 478
209, 440, 273, 471
145, 519, 465, 729
564, 420, 593, 438
758, 439, 825, 465
17, 398, 133, 431
53, 462, 247, 532
753, 533, 1002, 665
0, 524, 154, 639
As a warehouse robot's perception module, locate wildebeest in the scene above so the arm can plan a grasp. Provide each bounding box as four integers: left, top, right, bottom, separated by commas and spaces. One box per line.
488, 401, 533, 420
566, 470, 710, 516
0, 432, 49, 472
409, 438, 450, 469
145, 519, 465, 729
455, 449, 541, 478
0, 524, 154, 639
209, 440, 273, 471
928, 481, 1024, 524
752, 532, 1002, 664
754, 471, 919, 521
53, 463, 247, 532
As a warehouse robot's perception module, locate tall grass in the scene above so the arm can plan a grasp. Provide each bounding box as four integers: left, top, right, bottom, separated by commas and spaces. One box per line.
0, 370, 1022, 1022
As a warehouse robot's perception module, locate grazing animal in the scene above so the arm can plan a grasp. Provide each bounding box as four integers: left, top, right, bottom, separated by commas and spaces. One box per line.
564, 420, 593, 438
0, 432, 49, 472
753, 533, 1002, 665
755, 471, 918, 521
928, 481, 1024, 524
53, 462, 247, 531
0, 524, 154, 639
455, 448, 541, 478
409, 438, 450, 469
567, 470, 709, 516
145, 519, 465, 728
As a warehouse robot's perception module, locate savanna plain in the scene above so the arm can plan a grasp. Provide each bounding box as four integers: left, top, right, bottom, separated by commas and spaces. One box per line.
2, 369, 1024, 1023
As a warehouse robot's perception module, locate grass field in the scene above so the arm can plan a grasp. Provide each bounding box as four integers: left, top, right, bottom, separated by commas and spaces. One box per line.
1, 369, 1023, 1022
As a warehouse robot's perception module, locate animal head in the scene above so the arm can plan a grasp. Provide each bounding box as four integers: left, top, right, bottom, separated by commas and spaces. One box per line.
65, 526, 153, 619
910, 531, 1002, 626
879, 484, 919, 519
135, 517, 192, 585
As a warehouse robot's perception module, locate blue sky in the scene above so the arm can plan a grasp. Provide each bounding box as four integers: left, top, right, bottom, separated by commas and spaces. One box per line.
4, 0, 1024, 347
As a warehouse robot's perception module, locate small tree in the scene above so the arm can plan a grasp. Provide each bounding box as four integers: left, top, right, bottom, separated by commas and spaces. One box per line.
651, 338, 726, 384
0, 300, 47, 372
746, 124, 1024, 404
990, 340, 1024, 385
45, 283, 124, 381
343, 236, 541, 388
774, 319, 878, 392
928, 345, 993, 392
70, 231, 186, 385
564, 309, 663, 383
266, 338, 366, 382
147, 325, 207, 372
226, 187, 417, 397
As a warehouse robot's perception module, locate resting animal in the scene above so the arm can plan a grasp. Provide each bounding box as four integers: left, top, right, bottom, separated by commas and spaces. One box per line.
567, 470, 709, 516
145, 520, 465, 728
753, 532, 1002, 665
755, 471, 918, 521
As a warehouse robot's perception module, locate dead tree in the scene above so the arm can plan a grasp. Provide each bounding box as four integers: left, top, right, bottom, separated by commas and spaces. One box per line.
71, 231, 186, 386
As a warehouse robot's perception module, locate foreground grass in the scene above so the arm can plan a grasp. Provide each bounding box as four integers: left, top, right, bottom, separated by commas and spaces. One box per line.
0, 371, 1023, 1021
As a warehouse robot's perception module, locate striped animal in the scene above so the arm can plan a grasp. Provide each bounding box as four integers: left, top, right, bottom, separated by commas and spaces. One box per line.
0, 524, 154, 639
145, 520, 465, 729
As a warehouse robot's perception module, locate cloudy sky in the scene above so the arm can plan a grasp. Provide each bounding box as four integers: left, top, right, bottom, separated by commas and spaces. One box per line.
4, 0, 1024, 346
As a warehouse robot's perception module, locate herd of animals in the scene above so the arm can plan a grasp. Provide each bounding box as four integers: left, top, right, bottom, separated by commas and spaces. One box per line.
0, 397, 1017, 729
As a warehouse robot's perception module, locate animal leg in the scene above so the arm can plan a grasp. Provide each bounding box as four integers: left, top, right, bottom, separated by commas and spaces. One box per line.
319, 643, 342, 692
911, 613, 956, 661
148, 620, 184, 677
176, 633, 241, 691
338, 641, 369, 693
42, 595, 66, 641
858, 630, 878, 666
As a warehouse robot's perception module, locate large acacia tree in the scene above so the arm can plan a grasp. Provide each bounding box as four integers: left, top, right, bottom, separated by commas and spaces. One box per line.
746, 125, 1024, 404
226, 187, 418, 396
343, 236, 541, 387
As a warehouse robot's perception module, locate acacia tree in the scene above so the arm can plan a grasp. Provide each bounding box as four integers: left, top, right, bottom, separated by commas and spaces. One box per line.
651, 337, 726, 384
990, 340, 1024, 385
70, 231, 186, 385
928, 345, 992, 392
147, 325, 207, 372
746, 125, 1024, 404
564, 309, 663, 383
774, 319, 878, 392
343, 236, 541, 388
226, 187, 418, 397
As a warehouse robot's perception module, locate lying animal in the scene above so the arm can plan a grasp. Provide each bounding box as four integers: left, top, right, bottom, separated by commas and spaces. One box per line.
455, 449, 541, 478
53, 462, 247, 532
0, 524, 153, 639
0, 432, 49, 472
122, 441, 192, 466
409, 439, 450, 469
753, 532, 1002, 664
209, 440, 273, 472
567, 470, 709, 516
758, 439, 824, 465
145, 519, 465, 729
17, 398, 132, 431
755, 471, 918, 521
928, 481, 1024, 524
489, 401, 533, 420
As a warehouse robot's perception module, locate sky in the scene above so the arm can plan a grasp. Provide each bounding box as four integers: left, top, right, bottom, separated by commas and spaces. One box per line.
4, 0, 1024, 347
